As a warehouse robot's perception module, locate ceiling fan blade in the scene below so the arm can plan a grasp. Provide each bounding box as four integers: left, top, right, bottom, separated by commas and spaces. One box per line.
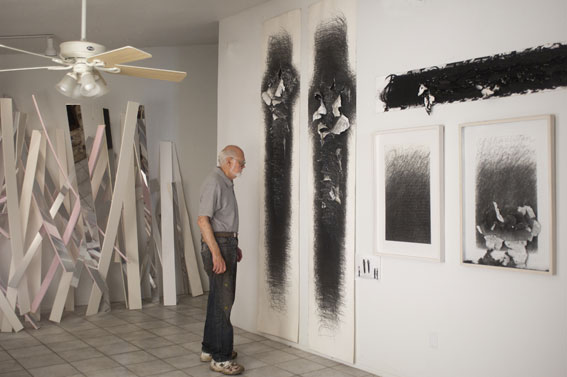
0, 66, 72, 73
114, 65, 187, 82
87, 46, 151, 66
0, 43, 58, 61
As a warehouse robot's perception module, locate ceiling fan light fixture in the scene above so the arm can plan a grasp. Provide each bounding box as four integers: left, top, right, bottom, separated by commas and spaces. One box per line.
56, 72, 78, 96
79, 71, 98, 96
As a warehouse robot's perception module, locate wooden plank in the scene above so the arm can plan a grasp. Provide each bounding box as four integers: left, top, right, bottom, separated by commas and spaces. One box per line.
172, 144, 203, 296
49, 271, 73, 323
29, 136, 46, 318
86, 101, 140, 316
160, 141, 176, 306
1, 98, 30, 331
123, 153, 142, 309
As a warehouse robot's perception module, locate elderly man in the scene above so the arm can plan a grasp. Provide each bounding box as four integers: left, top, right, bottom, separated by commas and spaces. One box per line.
197, 145, 246, 375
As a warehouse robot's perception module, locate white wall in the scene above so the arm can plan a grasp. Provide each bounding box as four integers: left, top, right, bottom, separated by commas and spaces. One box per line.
0, 44, 217, 307
218, 1, 567, 377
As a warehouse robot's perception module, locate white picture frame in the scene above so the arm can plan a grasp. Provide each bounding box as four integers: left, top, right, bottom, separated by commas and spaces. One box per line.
459, 115, 555, 274
374, 125, 444, 261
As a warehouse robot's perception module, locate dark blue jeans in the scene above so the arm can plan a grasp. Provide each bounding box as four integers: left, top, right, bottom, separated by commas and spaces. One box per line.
201, 237, 238, 362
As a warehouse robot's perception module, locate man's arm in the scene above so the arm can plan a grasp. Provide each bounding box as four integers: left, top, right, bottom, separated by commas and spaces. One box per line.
197, 215, 226, 274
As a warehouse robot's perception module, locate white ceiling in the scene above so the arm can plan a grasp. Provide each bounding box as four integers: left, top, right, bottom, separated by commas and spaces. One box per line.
0, 0, 271, 54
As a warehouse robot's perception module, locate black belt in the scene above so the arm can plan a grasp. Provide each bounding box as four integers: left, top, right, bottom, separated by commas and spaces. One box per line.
213, 232, 238, 238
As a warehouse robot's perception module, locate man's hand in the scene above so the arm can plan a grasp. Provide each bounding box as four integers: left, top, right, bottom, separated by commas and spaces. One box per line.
212, 250, 226, 274
237, 247, 243, 262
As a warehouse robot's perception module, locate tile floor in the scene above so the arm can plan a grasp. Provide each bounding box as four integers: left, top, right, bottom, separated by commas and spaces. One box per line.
0, 295, 378, 377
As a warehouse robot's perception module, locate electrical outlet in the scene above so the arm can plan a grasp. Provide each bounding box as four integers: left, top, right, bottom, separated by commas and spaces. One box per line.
429, 332, 438, 349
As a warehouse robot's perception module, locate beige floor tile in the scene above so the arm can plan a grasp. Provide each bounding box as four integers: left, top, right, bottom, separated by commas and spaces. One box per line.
304, 354, 340, 367
147, 371, 189, 377
277, 358, 327, 375
129, 336, 174, 349
84, 334, 124, 347
163, 353, 202, 368
47, 339, 90, 353
255, 349, 299, 364
0, 358, 26, 374
163, 332, 201, 344
0, 370, 32, 377
135, 320, 172, 330
146, 345, 189, 358
333, 364, 372, 376
72, 355, 121, 373
179, 322, 205, 334
0, 350, 12, 362
74, 328, 112, 339
27, 363, 80, 377
7, 344, 53, 359
235, 354, 267, 370
85, 366, 138, 377
125, 359, 176, 376
302, 367, 353, 377
258, 339, 288, 350
16, 352, 66, 369
37, 333, 78, 345
237, 341, 275, 355
233, 334, 255, 345
103, 324, 142, 335
240, 365, 292, 377
180, 340, 203, 353
110, 350, 157, 365
149, 326, 184, 337
57, 346, 105, 362
117, 330, 157, 342
97, 341, 141, 355
0, 336, 42, 350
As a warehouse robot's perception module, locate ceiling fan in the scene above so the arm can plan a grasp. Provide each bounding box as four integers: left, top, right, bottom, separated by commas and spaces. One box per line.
0, 0, 187, 99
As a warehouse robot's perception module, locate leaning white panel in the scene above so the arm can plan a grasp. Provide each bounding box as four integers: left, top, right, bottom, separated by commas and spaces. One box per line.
1, 99, 30, 331
86, 101, 139, 315
160, 141, 177, 306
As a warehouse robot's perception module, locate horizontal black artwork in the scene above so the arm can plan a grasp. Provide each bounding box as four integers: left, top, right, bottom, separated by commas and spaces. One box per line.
379, 43, 567, 114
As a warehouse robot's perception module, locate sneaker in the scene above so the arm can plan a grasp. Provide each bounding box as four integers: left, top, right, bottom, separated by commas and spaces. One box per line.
200, 350, 238, 362
210, 359, 244, 375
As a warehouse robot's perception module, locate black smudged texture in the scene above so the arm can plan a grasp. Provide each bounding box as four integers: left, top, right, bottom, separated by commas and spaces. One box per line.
380, 43, 567, 114
385, 147, 431, 244
474, 135, 538, 250
261, 31, 300, 311
308, 15, 356, 328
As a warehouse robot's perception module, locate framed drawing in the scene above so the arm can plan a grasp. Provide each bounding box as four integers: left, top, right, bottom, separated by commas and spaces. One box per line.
374, 125, 444, 261
460, 115, 555, 274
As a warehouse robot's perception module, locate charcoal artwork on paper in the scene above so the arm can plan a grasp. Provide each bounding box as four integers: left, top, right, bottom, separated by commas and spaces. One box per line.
309, 15, 356, 328
261, 31, 299, 311
466, 134, 542, 270
385, 145, 431, 244
379, 43, 567, 114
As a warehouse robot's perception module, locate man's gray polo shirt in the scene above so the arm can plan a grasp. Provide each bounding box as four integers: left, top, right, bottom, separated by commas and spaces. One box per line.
199, 167, 239, 232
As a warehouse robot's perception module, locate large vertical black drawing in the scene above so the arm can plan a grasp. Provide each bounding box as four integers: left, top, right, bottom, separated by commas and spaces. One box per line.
385, 146, 431, 244
307, 0, 357, 363
309, 15, 356, 328
257, 9, 301, 343
261, 31, 299, 311
460, 116, 555, 273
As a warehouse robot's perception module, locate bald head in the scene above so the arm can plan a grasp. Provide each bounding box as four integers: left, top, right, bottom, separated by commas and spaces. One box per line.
218, 145, 244, 166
